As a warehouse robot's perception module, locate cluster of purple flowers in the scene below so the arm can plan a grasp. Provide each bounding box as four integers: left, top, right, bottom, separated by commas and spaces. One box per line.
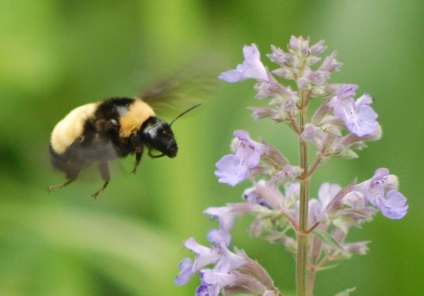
175, 36, 408, 296
175, 230, 279, 296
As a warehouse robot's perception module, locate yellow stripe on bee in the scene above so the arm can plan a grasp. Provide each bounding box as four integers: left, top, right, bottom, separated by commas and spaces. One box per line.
118, 99, 155, 138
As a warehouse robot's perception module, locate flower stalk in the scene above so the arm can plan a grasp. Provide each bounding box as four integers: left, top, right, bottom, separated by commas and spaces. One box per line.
297, 88, 310, 296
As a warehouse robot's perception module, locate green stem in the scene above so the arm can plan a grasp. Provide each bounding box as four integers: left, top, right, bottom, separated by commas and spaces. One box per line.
307, 254, 333, 295
296, 89, 310, 296
306, 266, 316, 296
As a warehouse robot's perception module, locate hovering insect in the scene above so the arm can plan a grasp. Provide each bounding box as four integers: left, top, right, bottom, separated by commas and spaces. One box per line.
48, 62, 216, 198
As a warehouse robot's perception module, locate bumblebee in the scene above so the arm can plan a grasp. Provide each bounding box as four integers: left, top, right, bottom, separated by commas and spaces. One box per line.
47, 62, 215, 197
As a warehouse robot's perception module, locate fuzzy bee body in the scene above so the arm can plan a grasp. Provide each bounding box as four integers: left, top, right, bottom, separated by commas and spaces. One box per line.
48, 97, 179, 197
48, 57, 220, 197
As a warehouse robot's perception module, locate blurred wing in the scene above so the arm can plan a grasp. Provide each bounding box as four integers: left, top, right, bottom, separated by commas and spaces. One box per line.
139, 55, 226, 117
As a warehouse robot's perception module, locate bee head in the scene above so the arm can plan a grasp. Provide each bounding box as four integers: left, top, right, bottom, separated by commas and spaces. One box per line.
140, 117, 178, 158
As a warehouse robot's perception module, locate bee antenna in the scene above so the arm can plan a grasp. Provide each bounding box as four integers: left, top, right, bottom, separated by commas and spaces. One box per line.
169, 103, 202, 127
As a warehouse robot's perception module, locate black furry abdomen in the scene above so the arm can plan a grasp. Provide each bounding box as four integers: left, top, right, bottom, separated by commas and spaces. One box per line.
49, 136, 122, 179
49, 144, 83, 179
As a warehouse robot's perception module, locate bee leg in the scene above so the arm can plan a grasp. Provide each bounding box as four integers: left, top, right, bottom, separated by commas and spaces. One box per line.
48, 176, 77, 192
131, 149, 143, 174
130, 135, 144, 174
92, 162, 110, 198
148, 149, 165, 158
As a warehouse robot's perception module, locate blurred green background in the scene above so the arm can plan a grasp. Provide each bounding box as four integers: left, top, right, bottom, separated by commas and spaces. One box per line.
1, 0, 423, 295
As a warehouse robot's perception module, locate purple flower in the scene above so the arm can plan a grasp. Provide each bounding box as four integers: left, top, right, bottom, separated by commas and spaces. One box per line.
186, 237, 221, 268
269, 165, 303, 186
195, 283, 216, 296
308, 183, 342, 224
204, 204, 251, 232
195, 249, 273, 296
218, 44, 268, 83
175, 237, 221, 283
205, 205, 236, 230
215, 154, 249, 186
253, 75, 296, 100
331, 85, 378, 137
267, 45, 293, 67
175, 258, 194, 285
306, 181, 381, 232
318, 51, 342, 73
215, 130, 267, 186
285, 183, 300, 200
242, 180, 284, 209
300, 123, 328, 148
196, 271, 237, 296
207, 229, 232, 247
214, 246, 247, 272
288, 35, 310, 55
379, 190, 408, 219
176, 234, 234, 286
357, 168, 396, 206
318, 183, 342, 209
347, 95, 378, 137
355, 168, 408, 219
175, 229, 248, 289
310, 39, 327, 56
176, 234, 251, 295
336, 84, 358, 99
341, 191, 367, 210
